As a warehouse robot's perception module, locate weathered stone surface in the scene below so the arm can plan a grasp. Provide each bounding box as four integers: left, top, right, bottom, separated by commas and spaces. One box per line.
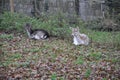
0, 0, 105, 21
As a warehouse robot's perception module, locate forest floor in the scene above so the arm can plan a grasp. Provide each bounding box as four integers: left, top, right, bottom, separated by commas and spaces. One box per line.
0, 32, 120, 80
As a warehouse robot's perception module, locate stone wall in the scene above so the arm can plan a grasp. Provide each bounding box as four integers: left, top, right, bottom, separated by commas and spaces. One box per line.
0, 0, 105, 21
79, 0, 105, 21
13, 0, 33, 16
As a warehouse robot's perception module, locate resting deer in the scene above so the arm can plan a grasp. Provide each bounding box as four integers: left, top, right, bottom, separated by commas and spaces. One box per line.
24, 23, 49, 40
70, 27, 89, 45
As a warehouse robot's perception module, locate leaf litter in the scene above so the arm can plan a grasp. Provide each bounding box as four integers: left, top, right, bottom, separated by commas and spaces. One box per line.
0, 32, 120, 80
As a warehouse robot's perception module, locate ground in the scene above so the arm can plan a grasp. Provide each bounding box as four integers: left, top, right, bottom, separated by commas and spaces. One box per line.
0, 32, 120, 80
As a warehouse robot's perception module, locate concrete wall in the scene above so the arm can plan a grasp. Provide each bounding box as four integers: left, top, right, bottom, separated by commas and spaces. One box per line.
0, 0, 105, 21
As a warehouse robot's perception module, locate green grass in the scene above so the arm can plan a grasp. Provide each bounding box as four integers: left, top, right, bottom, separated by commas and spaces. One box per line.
85, 68, 91, 78
0, 12, 71, 38
29, 48, 40, 53
89, 51, 102, 60
1, 12, 120, 49
75, 56, 84, 64
12, 61, 30, 67
51, 73, 57, 80
0, 12, 120, 79
0, 33, 119, 79
0, 34, 13, 39
85, 30, 120, 49
90, 31, 111, 43
0, 53, 22, 67
102, 78, 107, 80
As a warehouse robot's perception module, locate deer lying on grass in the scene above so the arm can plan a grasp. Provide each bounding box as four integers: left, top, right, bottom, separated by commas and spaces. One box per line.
24, 23, 49, 40
70, 27, 89, 45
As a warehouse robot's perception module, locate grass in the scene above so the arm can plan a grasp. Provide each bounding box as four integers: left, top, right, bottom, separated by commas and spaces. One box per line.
51, 73, 57, 80
0, 32, 120, 79
0, 12, 120, 49
86, 29, 118, 43
89, 51, 102, 60
102, 78, 107, 80
85, 68, 91, 78
29, 48, 40, 53
0, 12, 120, 79
75, 56, 84, 64
0, 53, 22, 67
0, 12, 71, 38
0, 34, 13, 39
86, 30, 120, 50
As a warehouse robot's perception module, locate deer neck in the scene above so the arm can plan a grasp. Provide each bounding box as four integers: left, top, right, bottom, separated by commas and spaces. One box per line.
26, 28, 34, 38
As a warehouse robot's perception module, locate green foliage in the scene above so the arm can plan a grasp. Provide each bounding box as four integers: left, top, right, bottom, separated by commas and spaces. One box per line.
51, 73, 57, 80
89, 52, 102, 60
0, 31, 119, 79
0, 12, 71, 38
89, 31, 111, 43
86, 18, 102, 30
86, 18, 120, 31
0, 34, 13, 39
8, 53, 22, 60
112, 32, 120, 49
102, 78, 107, 80
35, 12, 71, 38
75, 56, 84, 64
106, 0, 120, 14
87, 29, 120, 49
1, 12, 120, 49
0, 53, 22, 67
106, 0, 120, 26
49, 54, 57, 62
0, 60, 11, 67
0, 12, 39, 32
116, 13, 120, 21
29, 48, 40, 53
85, 68, 91, 78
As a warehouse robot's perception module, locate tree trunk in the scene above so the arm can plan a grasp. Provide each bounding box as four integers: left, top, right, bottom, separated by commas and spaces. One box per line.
75, 0, 79, 15
10, 0, 14, 13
